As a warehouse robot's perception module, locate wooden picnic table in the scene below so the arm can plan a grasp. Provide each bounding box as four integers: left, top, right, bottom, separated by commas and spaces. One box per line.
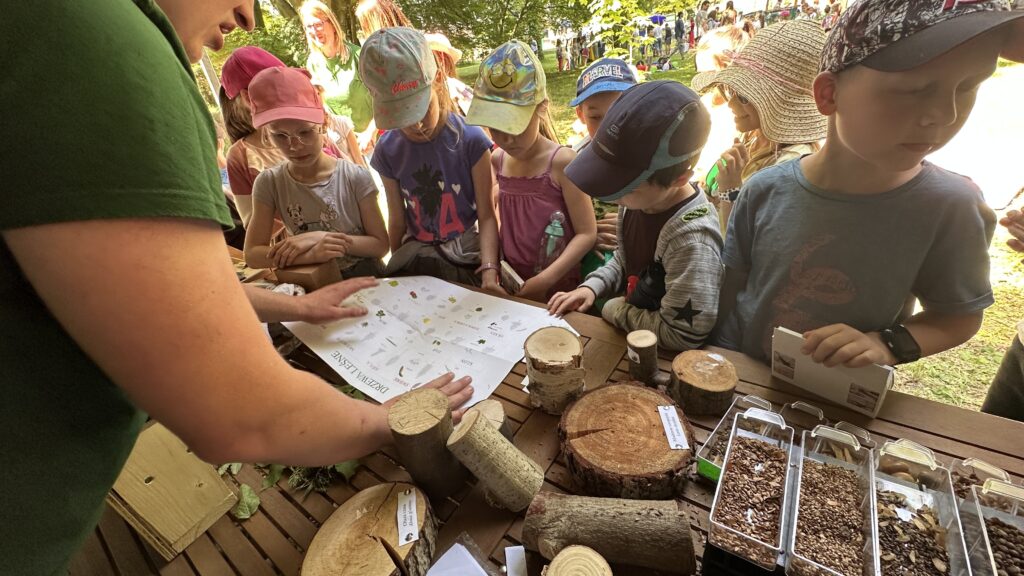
69, 305, 1024, 576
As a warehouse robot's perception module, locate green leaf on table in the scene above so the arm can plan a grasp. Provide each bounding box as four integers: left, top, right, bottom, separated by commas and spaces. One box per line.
262, 464, 286, 490
334, 460, 360, 481
338, 384, 365, 401
232, 483, 260, 520
218, 462, 242, 476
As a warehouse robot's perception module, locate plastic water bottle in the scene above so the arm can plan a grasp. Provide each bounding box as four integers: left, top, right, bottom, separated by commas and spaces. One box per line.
535, 211, 568, 274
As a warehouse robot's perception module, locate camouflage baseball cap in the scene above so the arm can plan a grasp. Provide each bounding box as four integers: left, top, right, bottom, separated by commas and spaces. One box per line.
821, 0, 1024, 73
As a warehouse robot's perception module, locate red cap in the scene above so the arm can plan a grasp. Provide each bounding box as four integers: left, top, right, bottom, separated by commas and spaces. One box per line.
220, 46, 286, 99
248, 67, 325, 128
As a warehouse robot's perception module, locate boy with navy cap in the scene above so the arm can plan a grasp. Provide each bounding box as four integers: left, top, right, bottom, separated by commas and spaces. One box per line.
549, 81, 724, 353
715, 0, 1022, 369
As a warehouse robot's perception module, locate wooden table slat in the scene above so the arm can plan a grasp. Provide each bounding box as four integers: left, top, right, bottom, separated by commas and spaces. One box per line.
67, 529, 117, 576
206, 516, 277, 576
97, 505, 156, 576
183, 534, 235, 576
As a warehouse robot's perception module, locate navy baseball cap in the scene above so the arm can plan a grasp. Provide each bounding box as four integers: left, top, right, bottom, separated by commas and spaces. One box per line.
569, 58, 638, 107
566, 81, 711, 202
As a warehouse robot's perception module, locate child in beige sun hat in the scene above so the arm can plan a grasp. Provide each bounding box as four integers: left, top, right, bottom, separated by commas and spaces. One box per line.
691, 19, 827, 232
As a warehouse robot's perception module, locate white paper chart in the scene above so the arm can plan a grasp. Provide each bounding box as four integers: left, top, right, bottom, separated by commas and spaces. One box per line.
284, 276, 575, 407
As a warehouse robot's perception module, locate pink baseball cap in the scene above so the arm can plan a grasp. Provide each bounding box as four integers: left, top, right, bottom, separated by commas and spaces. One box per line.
248, 67, 326, 128
220, 46, 286, 99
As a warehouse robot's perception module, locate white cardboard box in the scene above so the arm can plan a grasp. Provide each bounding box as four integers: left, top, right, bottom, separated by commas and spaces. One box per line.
770, 327, 894, 417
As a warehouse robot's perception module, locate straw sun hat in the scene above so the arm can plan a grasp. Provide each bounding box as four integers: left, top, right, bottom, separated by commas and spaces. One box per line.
691, 19, 827, 144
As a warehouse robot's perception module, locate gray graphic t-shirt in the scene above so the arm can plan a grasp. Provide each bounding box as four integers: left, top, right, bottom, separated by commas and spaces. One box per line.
715, 159, 994, 362
253, 159, 378, 272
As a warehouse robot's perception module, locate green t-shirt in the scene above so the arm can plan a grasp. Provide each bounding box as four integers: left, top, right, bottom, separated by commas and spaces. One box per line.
307, 42, 374, 133
0, 2, 232, 574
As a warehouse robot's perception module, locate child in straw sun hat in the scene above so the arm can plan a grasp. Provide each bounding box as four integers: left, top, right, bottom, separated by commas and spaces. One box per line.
714, 0, 1024, 370
691, 18, 827, 233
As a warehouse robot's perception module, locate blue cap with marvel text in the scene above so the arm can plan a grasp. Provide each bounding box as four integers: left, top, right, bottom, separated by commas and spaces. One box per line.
569, 58, 638, 107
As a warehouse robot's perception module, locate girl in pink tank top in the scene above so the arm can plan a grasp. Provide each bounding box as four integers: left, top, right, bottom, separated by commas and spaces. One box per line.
467, 40, 596, 302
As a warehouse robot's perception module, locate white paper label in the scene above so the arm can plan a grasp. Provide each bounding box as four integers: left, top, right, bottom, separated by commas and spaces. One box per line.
627, 346, 640, 363
658, 406, 690, 450
521, 375, 530, 391
397, 488, 419, 545
505, 545, 528, 576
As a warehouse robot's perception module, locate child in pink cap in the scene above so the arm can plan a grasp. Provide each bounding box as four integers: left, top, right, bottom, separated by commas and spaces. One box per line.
243, 67, 387, 278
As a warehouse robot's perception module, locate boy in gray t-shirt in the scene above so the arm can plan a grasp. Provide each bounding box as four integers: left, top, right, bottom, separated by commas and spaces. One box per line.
715, 0, 1022, 367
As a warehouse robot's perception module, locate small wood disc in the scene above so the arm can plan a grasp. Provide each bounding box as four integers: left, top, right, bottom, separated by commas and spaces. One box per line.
626, 330, 657, 349
559, 383, 694, 499
387, 388, 448, 436
543, 545, 614, 576
671, 350, 737, 392
525, 326, 583, 366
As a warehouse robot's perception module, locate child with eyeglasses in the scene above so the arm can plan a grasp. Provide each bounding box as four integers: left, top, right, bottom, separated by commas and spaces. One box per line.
243, 67, 388, 278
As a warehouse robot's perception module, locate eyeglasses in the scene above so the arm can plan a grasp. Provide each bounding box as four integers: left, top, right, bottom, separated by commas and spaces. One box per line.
721, 86, 751, 105
305, 20, 325, 32
268, 126, 323, 146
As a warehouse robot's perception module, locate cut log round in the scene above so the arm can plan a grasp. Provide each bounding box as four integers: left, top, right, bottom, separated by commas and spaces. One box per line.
388, 388, 469, 500
525, 327, 586, 414
626, 330, 659, 386
446, 410, 544, 512
464, 398, 512, 441
560, 383, 694, 499
523, 492, 697, 575
542, 545, 613, 576
302, 482, 435, 576
668, 350, 737, 417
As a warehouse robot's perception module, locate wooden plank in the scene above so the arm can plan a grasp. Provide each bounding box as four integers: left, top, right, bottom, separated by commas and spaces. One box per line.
206, 516, 276, 576
68, 530, 116, 576
235, 467, 319, 550
160, 554, 199, 576
435, 483, 517, 555
233, 510, 302, 576
183, 533, 235, 576
97, 505, 156, 576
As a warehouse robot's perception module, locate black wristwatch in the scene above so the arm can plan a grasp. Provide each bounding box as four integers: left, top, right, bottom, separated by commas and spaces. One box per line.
880, 324, 921, 364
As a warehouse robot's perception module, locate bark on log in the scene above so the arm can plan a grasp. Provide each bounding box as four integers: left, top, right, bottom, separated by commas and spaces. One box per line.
302, 482, 435, 576
446, 410, 544, 512
523, 492, 697, 574
388, 388, 469, 500
626, 330, 659, 386
525, 327, 586, 414
560, 383, 694, 499
464, 398, 512, 441
542, 545, 613, 576
668, 350, 737, 417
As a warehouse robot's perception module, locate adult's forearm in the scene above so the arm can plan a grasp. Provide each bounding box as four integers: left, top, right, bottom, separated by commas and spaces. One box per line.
905, 309, 984, 358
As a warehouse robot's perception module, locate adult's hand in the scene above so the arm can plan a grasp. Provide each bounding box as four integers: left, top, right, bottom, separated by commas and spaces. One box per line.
1001, 209, 1024, 253
296, 277, 379, 324
383, 372, 474, 420
715, 139, 750, 192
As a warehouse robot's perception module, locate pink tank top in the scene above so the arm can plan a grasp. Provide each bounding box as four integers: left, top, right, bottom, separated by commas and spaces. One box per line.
497, 147, 580, 294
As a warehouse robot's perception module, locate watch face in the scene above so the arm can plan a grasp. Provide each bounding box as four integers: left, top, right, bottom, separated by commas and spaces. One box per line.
890, 326, 921, 362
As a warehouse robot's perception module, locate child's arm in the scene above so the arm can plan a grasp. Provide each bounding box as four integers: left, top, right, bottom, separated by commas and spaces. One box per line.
381, 177, 407, 254
346, 130, 367, 167
244, 192, 350, 269
345, 192, 389, 259
473, 150, 504, 294
548, 210, 627, 317
242, 197, 280, 269
716, 265, 748, 328
601, 238, 723, 352
521, 149, 597, 301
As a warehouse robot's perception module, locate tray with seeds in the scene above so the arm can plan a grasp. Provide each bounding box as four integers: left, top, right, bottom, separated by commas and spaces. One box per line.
959, 479, 1024, 576
709, 408, 796, 570
874, 439, 970, 576
834, 421, 876, 451
697, 394, 774, 482
950, 458, 1010, 501
786, 425, 880, 576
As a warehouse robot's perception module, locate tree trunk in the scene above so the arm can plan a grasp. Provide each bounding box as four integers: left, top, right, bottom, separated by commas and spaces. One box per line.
542, 545, 613, 576
330, 0, 361, 45
524, 327, 586, 414
253, 0, 266, 29
446, 410, 544, 512
465, 398, 512, 441
266, 0, 299, 20
301, 483, 435, 576
523, 492, 697, 574
626, 330, 659, 386
668, 350, 738, 416
559, 383, 694, 499
388, 388, 469, 500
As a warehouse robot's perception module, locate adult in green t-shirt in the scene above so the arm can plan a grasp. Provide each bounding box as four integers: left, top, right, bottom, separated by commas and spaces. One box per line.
301, 0, 375, 134
0, 2, 471, 574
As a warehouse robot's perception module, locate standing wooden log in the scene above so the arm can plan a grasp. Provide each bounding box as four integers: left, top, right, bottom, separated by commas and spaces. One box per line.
560, 383, 694, 499
525, 327, 586, 414
388, 388, 469, 500
446, 410, 544, 512
626, 330, 659, 386
542, 545, 613, 576
523, 492, 697, 575
669, 350, 737, 417
464, 398, 512, 441
302, 482, 436, 576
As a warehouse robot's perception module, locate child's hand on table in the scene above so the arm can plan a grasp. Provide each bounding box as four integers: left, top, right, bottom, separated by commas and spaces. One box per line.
547, 287, 596, 317
801, 323, 897, 368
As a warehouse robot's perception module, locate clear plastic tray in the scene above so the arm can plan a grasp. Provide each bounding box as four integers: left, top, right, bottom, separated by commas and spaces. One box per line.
786, 426, 880, 576
960, 479, 1024, 576
950, 458, 1010, 501
779, 401, 827, 436
709, 408, 796, 570
874, 439, 970, 576
696, 394, 773, 483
